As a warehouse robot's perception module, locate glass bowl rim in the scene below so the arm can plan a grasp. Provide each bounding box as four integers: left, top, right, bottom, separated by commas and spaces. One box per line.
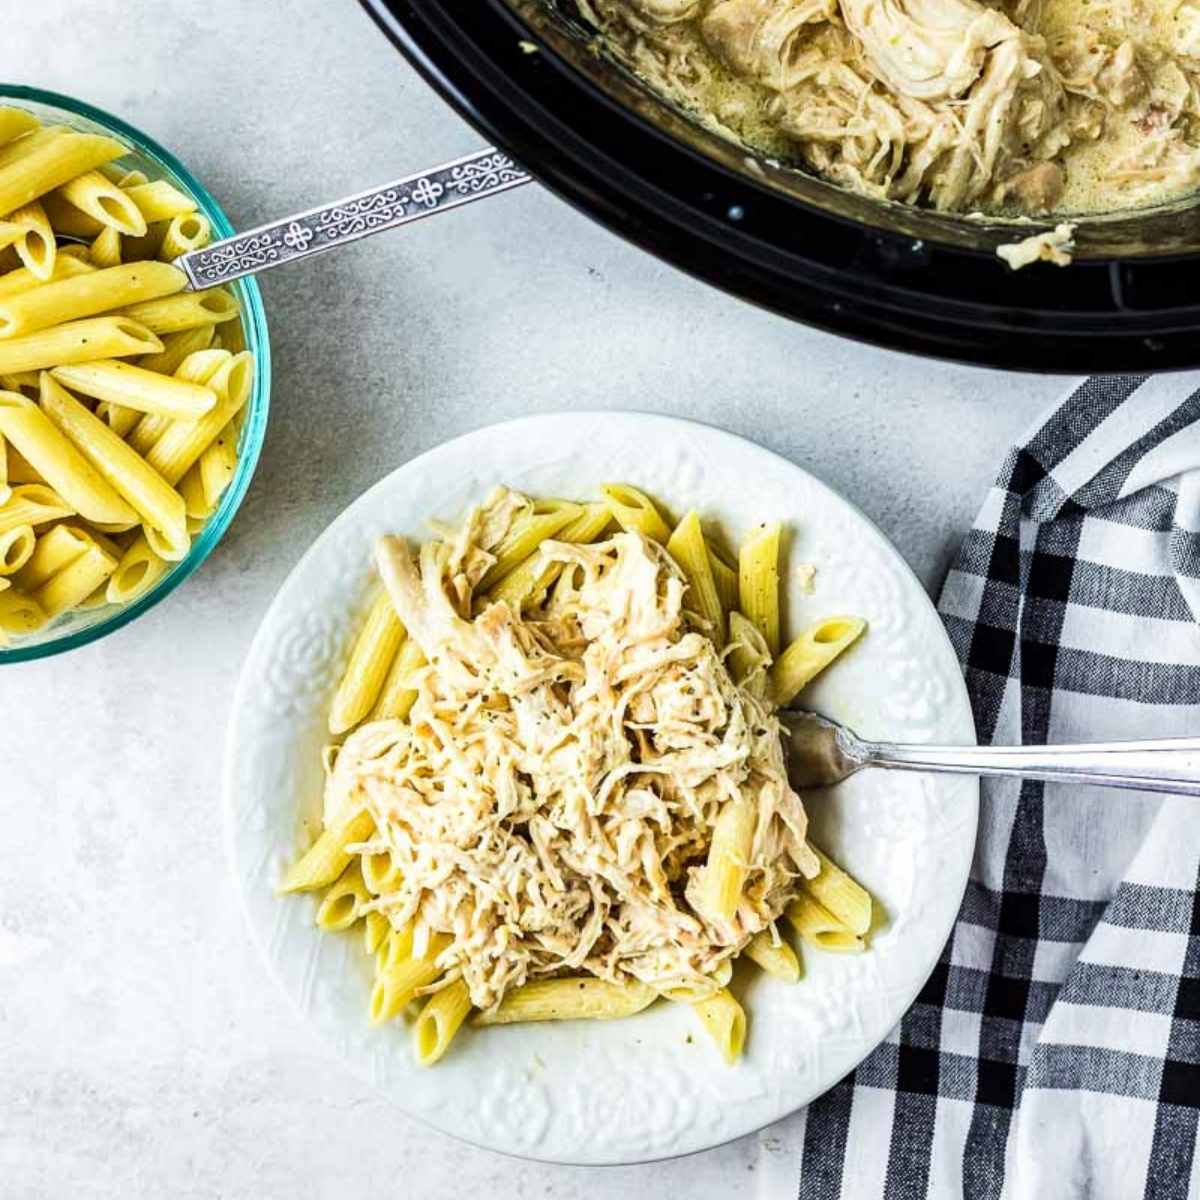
0, 83, 271, 664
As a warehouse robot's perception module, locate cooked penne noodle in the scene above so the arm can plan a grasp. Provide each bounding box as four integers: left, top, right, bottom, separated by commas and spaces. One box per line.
0, 109, 39, 147
0, 261, 184, 338
137, 325, 215, 376
198, 414, 239, 508
361, 848, 403, 896
40, 190, 103, 239
0, 371, 38, 398
0, 316, 161, 374
89, 224, 122, 269
278, 810, 376, 894
599, 482, 671, 542
314, 861, 371, 932
770, 616, 867, 705
800, 845, 873, 936
0, 524, 35, 576
7, 202, 54, 280
698, 797, 756, 924
0, 482, 73, 533
727, 610, 771, 689
0, 584, 45, 640
0, 220, 22, 252
414, 980, 473, 1066
473, 978, 657, 1026
487, 501, 611, 609
143, 351, 252, 485
120, 287, 239, 334
30, 540, 117, 619
178, 463, 212, 521
105, 531, 170, 605
328, 588, 406, 735
122, 179, 197, 223
0, 390, 137, 525
55, 169, 147, 236
477, 500, 582, 590
369, 636, 426, 721
0, 253, 93, 299
98, 165, 147, 188
4, 446, 45, 483
785, 892, 865, 953
376, 923, 415, 975
158, 211, 211, 260
744, 929, 801, 982
75, 581, 112, 610
370, 934, 451, 1025
708, 547, 738, 617
95, 402, 140, 438
0, 131, 126, 218
739, 521, 782, 656
38, 373, 189, 561
363, 910, 390, 956
0, 431, 7, 503
692, 989, 747, 1063
15, 523, 94, 589
51, 360, 217, 420
667, 509, 724, 643
657, 959, 733, 1003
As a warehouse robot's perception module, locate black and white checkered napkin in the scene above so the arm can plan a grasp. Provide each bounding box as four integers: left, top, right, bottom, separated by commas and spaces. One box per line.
797, 376, 1200, 1200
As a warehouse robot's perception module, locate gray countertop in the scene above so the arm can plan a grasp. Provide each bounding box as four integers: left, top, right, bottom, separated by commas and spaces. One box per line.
1, 2, 1066, 1197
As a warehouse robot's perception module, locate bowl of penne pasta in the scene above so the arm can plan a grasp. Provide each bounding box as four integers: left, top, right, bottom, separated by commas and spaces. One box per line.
0, 86, 269, 662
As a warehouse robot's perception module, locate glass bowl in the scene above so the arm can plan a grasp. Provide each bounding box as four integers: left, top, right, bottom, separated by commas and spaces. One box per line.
0, 85, 270, 663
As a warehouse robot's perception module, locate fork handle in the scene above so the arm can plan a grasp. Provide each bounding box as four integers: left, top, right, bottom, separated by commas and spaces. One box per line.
865, 738, 1200, 796
177, 147, 532, 290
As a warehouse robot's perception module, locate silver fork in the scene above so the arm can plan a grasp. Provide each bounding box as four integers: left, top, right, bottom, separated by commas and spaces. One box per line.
782, 709, 1200, 796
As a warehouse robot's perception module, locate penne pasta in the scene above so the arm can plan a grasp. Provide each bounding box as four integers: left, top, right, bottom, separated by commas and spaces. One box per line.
178, 463, 213, 521
414, 980, 473, 1066
363, 910, 390, 956
738, 521, 782, 656
0, 524, 35, 576
0, 584, 45, 641
51, 360, 217, 420
0, 482, 74, 533
55, 169, 147, 236
369, 636, 426, 721
122, 179, 197, 223
198, 413, 240, 509
785, 892, 865, 953
770, 616, 867, 705
0, 430, 7, 503
119, 288, 239, 335
599, 482, 671, 542
370, 934, 451, 1025
314, 861, 371, 932
692, 989, 747, 1063
158, 211, 211, 260
278, 809, 376, 894
0, 390, 138, 525
361, 848, 403, 896
708, 548, 738, 617
0, 109, 39, 148
137, 325, 215, 376
0, 254, 93, 300
473, 978, 657, 1026
376, 923, 415, 975
800, 845, 873, 936
744, 929, 801, 982
667, 509, 725, 643
29, 538, 117, 619
40, 190, 104, 239
698, 797, 757, 924
328, 588, 406, 735
105, 531, 170, 605
477, 500, 582, 590
0, 131, 126, 218
0, 316, 161, 374
89, 224, 122, 269
0, 260, 185, 338
143, 351, 252, 486
7, 202, 54, 280
37, 373, 190, 561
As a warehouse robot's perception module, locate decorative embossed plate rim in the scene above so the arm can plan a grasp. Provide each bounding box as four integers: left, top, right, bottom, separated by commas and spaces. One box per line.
224, 412, 977, 1165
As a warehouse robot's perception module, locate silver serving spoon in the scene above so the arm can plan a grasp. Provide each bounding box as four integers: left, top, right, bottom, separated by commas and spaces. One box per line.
177, 147, 531, 290
783, 709, 1200, 796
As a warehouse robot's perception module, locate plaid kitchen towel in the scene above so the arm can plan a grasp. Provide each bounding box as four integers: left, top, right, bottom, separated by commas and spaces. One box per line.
797, 376, 1200, 1200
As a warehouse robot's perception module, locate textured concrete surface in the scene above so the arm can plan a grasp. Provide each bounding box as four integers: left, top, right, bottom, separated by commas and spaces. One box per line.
0, 2, 1065, 1197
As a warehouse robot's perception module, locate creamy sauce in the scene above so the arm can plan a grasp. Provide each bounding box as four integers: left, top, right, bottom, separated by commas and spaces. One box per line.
583, 0, 1200, 216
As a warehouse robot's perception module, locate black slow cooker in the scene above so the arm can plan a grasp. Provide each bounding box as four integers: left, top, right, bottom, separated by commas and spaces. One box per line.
360, 0, 1200, 372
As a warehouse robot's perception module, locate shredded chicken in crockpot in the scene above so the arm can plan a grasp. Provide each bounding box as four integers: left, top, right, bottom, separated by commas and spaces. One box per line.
578, 0, 1200, 214
323, 488, 818, 1012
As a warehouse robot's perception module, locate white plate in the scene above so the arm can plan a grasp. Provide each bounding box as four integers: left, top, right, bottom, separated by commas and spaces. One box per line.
224, 412, 977, 1165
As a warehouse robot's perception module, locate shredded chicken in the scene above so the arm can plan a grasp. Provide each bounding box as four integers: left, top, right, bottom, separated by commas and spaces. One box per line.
996, 220, 1077, 266
579, 0, 1200, 214
323, 489, 817, 1012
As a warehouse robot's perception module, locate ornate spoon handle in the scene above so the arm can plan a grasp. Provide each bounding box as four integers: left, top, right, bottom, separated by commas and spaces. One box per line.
178, 147, 532, 290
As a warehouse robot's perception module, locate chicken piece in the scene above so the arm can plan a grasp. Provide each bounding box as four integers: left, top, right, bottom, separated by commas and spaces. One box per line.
838, 0, 1021, 101
1002, 161, 1066, 211
996, 222, 1077, 269
626, 0, 702, 21
701, 0, 836, 89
